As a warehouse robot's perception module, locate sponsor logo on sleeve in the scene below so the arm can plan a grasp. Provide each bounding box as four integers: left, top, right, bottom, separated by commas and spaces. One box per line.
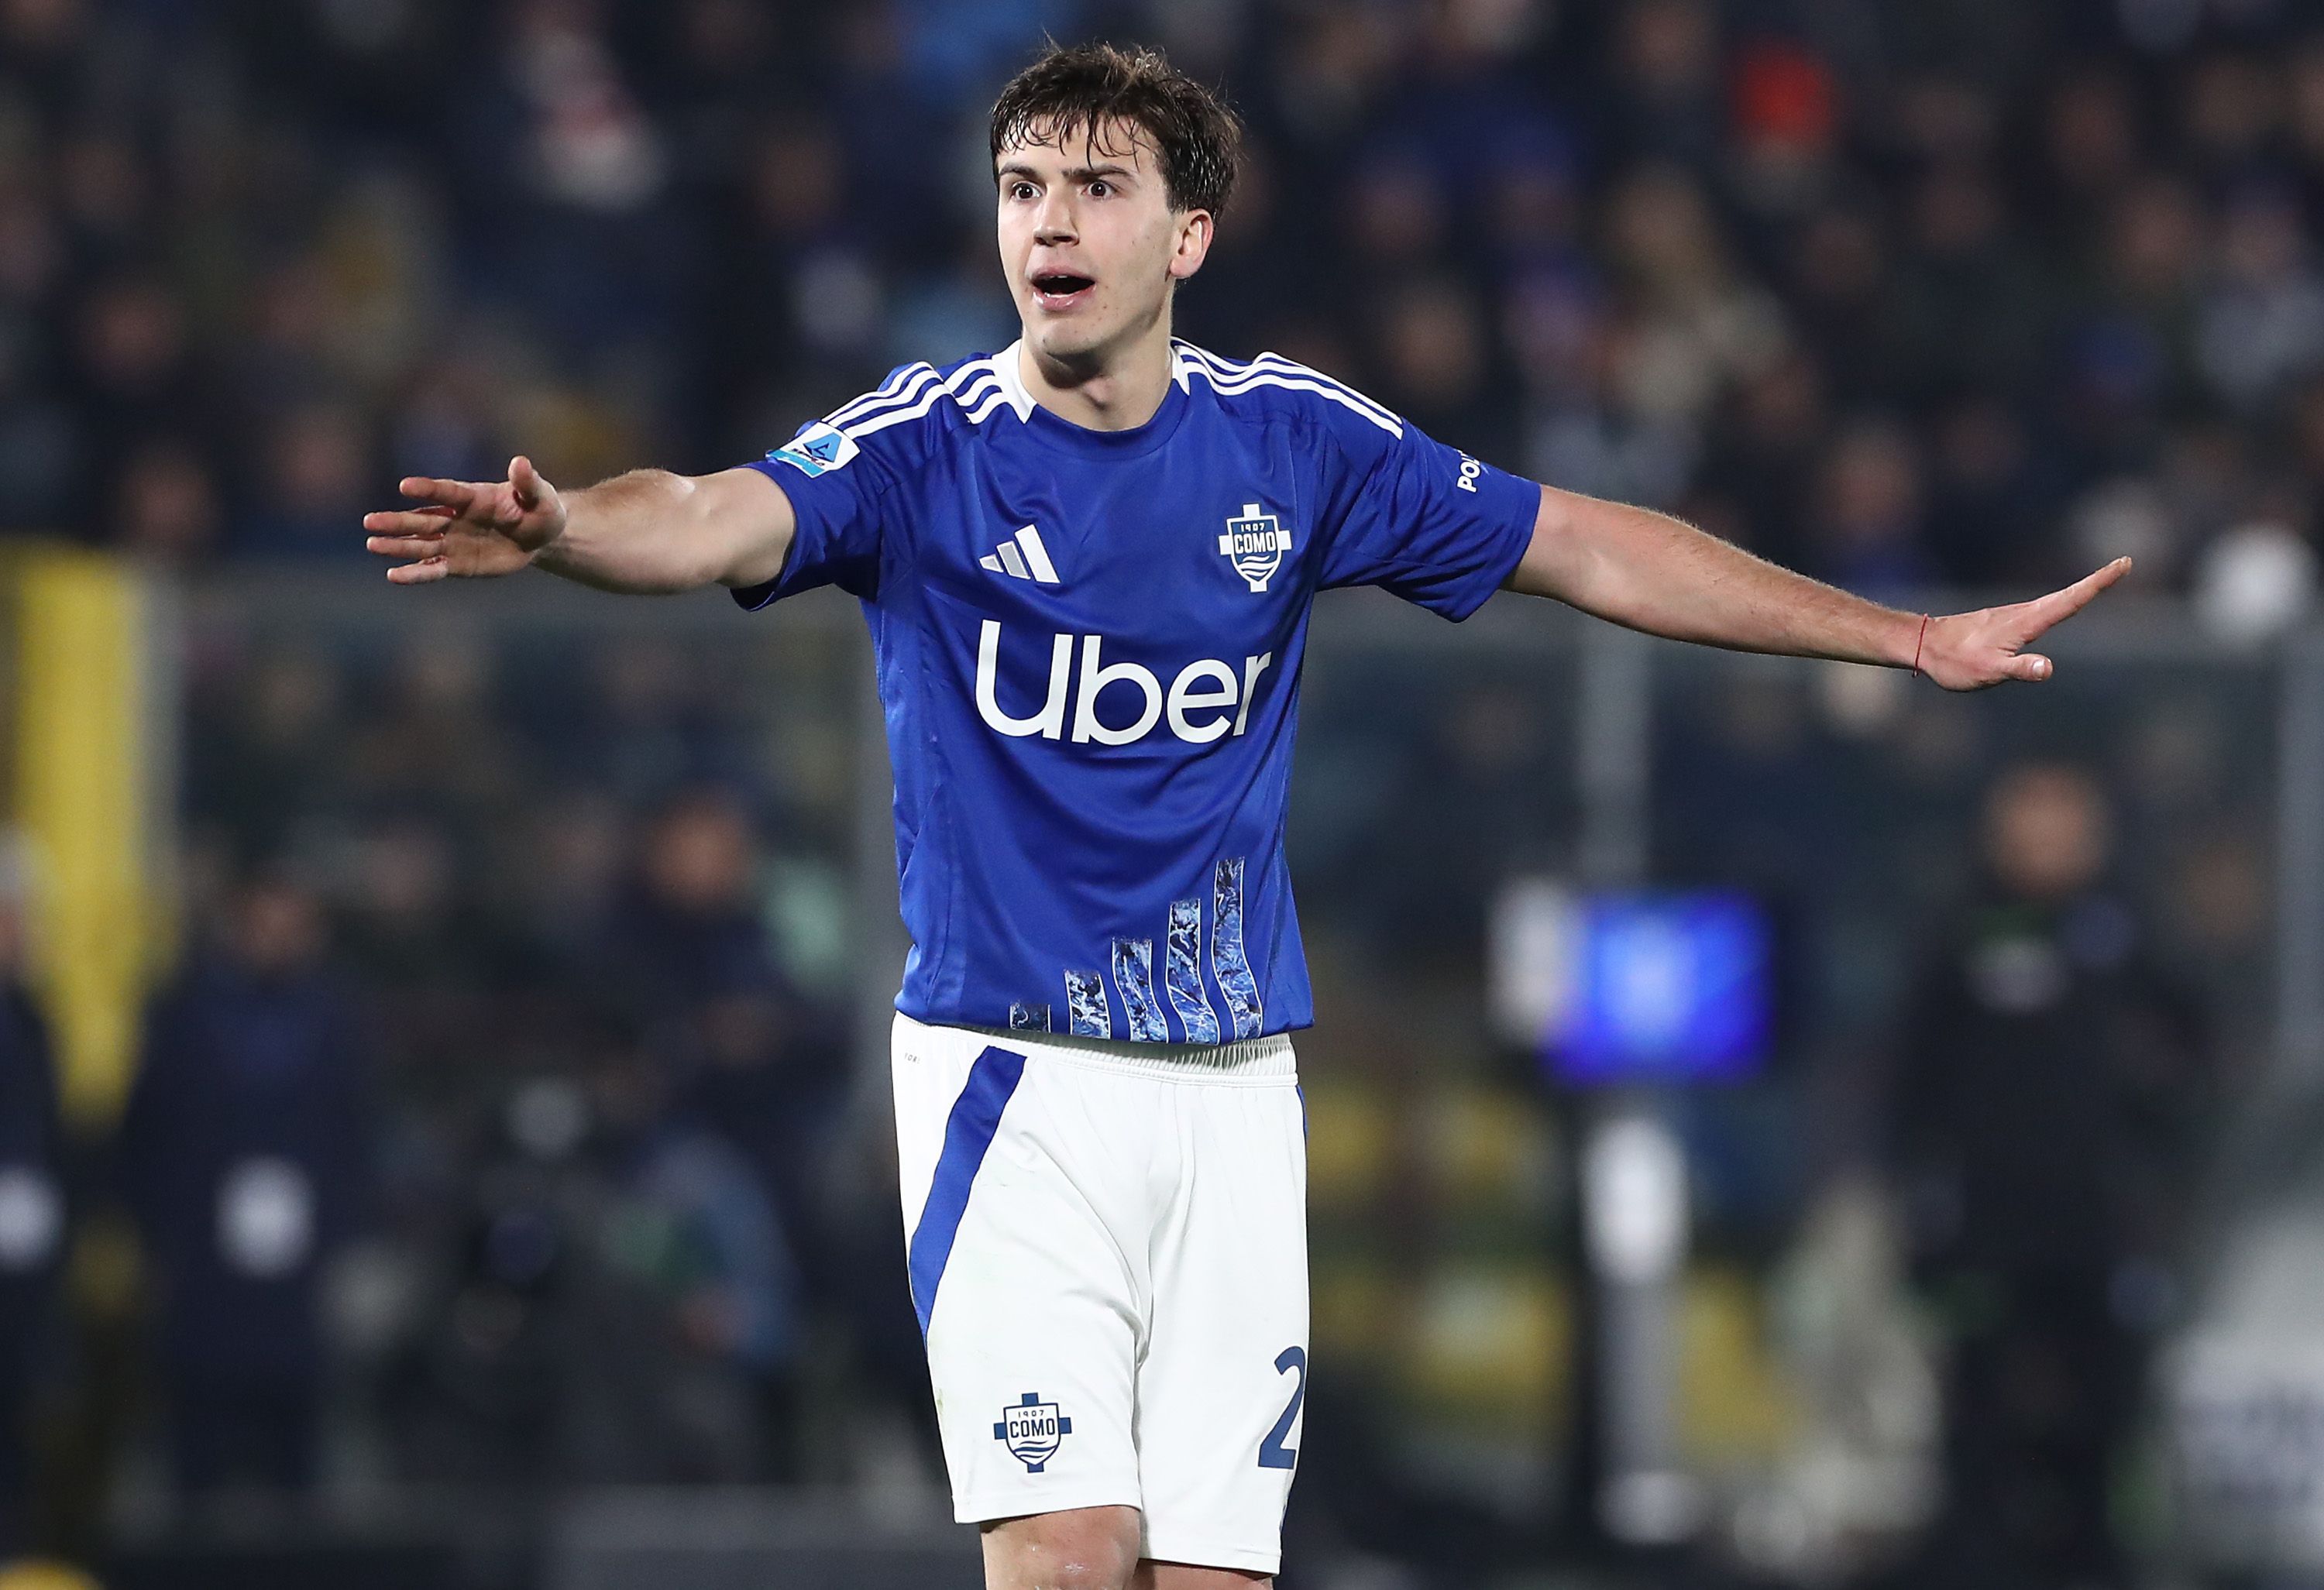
766, 420, 859, 477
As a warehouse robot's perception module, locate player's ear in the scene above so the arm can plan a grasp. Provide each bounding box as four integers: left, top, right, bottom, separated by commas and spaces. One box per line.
1167, 208, 1214, 281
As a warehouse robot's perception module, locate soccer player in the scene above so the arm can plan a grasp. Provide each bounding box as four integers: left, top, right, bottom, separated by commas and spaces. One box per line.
363, 42, 2126, 1590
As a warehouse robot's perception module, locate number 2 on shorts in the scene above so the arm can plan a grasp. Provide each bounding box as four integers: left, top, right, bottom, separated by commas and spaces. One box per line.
1257, 1344, 1306, 1469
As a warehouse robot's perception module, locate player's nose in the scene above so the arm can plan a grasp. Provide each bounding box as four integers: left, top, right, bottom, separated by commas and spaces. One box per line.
1032, 194, 1076, 245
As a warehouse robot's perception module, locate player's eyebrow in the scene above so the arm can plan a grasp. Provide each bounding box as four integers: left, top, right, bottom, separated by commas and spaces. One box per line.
997, 161, 1138, 185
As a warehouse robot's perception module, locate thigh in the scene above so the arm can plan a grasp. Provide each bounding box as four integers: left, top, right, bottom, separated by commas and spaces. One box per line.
978, 1510, 1274, 1589
1134, 1078, 1308, 1578
894, 1022, 1147, 1524
982, 1505, 1141, 1589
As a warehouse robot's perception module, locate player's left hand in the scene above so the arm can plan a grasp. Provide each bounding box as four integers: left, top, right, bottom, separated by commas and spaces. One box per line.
1917, 557, 2133, 691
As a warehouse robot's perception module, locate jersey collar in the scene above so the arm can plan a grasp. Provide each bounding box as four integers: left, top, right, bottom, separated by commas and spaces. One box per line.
1005, 339, 1194, 461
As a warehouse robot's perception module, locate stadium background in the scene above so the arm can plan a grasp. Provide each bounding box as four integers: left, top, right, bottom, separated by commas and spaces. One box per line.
0, 0, 2316, 1585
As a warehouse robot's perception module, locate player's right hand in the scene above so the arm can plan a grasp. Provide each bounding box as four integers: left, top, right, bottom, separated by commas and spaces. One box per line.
363, 455, 567, 583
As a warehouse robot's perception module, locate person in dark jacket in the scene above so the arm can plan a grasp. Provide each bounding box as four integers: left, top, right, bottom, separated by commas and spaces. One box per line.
0, 880, 64, 1555
1893, 762, 2209, 1589
119, 872, 373, 1497
597, 789, 841, 1476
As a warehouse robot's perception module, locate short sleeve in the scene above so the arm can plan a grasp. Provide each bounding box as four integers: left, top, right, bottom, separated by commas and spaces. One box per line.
729, 413, 896, 610
1318, 418, 1540, 620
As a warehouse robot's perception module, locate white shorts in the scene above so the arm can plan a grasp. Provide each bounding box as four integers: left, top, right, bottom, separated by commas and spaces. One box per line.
892, 1012, 1309, 1575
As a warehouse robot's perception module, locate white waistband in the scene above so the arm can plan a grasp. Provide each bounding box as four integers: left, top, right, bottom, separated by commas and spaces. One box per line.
897, 1011, 1298, 1082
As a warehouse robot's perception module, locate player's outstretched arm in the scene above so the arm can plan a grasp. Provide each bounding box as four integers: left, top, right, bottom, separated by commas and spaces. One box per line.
1503, 484, 2130, 692
363, 457, 795, 596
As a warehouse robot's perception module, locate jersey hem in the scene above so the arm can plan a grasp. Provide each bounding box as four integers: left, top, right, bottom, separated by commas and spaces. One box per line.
895, 999, 1314, 1045
729, 459, 800, 609
1439, 482, 1542, 623
731, 453, 902, 607
899, 1011, 1298, 1083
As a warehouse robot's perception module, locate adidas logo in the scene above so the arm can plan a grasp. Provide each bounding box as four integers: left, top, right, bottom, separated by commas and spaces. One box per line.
979, 525, 1061, 585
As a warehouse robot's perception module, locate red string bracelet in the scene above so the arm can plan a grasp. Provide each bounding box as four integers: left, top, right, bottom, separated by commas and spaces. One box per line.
1910, 612, 1931, 676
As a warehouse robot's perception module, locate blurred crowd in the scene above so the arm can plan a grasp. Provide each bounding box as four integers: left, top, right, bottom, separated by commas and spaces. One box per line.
0, 613, 913, 1571
154, 616, 885, 1492
2, 0, 2324, 598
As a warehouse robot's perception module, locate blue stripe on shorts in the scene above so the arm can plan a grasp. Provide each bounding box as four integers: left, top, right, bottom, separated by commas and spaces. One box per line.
906, 1044, 1027, 1337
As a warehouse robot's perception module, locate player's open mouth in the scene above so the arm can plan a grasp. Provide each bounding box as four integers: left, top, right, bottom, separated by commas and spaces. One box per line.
1032, 273, 1096, 310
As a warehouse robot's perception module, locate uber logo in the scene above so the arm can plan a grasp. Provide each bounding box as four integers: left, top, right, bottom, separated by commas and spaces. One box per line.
975, 623, 1274, 747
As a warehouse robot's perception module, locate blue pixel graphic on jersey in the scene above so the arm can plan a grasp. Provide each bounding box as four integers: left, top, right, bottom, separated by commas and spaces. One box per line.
1110, 937, 1168, 1043
736, 342, 1539, 1041
1164, 897, 1217, 1046
1064, 969, 1110, 1039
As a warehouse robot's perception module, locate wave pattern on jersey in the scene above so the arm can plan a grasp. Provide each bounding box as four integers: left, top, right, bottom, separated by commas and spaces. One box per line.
1164, 897, 1219, 1045
1211, 857, 1264, 1040
1109, 938, 1170, 1043
821, 355, 1023, 441
822, 362, 933, 428
1173, 342, 1403, 438
1009, 1002, 1053, 1033
1064, 970, 1112, 1039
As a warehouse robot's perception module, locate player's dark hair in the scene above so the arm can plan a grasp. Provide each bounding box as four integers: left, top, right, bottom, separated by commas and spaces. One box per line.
990, 42, 1243, 218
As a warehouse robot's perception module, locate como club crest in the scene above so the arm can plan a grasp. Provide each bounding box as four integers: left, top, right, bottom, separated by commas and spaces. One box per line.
993, 1392, 1073, 1473
1219, 502, 1292, 593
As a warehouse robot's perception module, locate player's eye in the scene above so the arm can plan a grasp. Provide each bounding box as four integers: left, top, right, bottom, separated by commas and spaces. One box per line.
1087, 180, 1112, 198
1008, 181, 1037, 201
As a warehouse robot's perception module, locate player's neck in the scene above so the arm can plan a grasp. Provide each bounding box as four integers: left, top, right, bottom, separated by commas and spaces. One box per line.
1016, 316, 1176, 433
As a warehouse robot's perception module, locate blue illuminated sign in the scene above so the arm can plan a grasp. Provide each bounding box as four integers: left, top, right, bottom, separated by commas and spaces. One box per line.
1548, 891, 1772, 1084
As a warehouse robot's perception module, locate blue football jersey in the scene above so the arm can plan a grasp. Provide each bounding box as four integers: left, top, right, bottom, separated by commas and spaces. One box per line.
734, 341, 1539, 1042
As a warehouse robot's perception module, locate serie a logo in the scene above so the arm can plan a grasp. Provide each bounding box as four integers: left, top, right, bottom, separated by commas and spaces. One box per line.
1218, 503, 1291, 593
